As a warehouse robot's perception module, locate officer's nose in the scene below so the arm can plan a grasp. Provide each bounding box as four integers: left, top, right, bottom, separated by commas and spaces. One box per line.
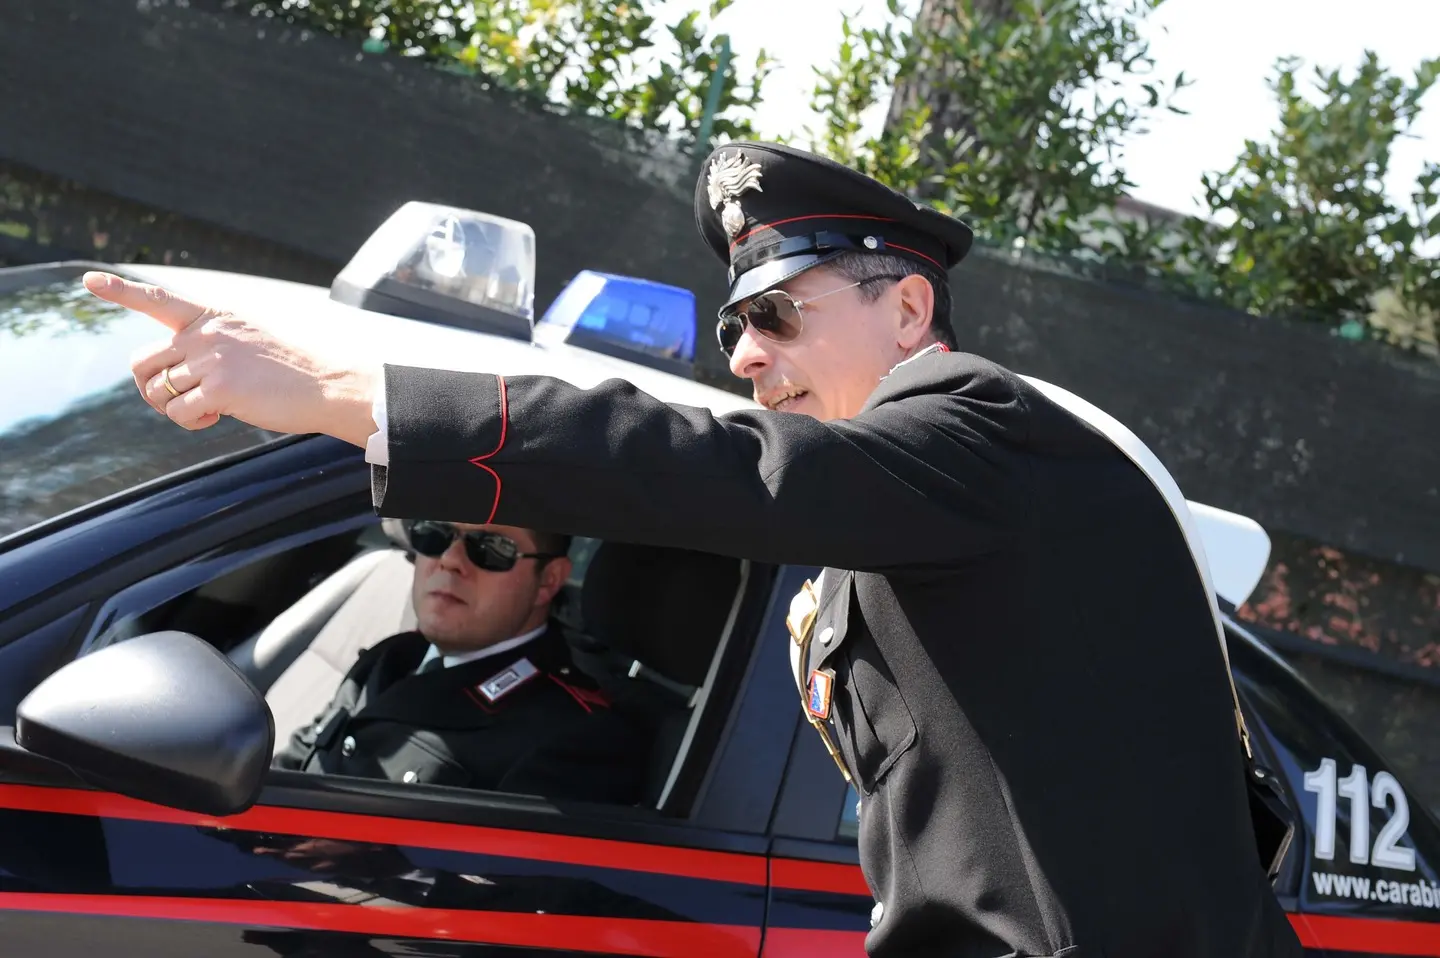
727, 324, 773, 381
438, 536, 470, 573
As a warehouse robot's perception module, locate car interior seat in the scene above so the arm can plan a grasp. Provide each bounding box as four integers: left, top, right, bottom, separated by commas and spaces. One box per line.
258, 519, 418, 752
565, 540, 745, 808
257, 522, 747, 804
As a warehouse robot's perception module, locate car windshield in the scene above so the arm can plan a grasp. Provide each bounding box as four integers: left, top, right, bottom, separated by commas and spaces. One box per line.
0, 267, 285, 540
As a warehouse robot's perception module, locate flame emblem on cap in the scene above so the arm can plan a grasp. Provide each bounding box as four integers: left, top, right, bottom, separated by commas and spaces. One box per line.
707, 151, 764, 241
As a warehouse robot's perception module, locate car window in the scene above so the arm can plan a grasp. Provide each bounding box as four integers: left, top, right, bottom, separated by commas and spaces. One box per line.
0, 268, 285, 539
839, 783, 860, 839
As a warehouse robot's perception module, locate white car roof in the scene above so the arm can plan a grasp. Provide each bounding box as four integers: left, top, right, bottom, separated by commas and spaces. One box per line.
125, 265, 758, 416
123, 264, 1272, 607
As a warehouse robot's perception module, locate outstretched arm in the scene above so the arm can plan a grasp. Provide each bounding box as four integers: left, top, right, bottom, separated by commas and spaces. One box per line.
372, 357, 1032, 572
84, 272, 1032, 573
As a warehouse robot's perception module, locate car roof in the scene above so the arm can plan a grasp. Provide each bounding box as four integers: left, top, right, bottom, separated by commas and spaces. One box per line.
123, 265, 759, 418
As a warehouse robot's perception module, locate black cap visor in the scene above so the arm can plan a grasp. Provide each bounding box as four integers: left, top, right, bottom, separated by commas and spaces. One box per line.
720, 250, 848, 314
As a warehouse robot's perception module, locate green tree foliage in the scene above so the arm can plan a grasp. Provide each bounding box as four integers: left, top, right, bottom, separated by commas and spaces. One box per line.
243, 0, 772, 144
798, 0, 1190, 259
1176, 53, 1440, 335
801, 2, 1438, 360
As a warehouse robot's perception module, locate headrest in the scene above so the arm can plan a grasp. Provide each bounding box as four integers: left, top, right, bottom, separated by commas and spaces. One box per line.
380, 517, 412, 553
579, 541, 742, 688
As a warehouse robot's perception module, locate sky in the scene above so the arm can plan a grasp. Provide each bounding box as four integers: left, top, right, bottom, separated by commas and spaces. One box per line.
660, 0, 1440, 219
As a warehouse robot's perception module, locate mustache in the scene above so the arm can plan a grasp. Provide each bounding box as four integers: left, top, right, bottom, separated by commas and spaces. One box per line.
754, 378, 801, 398
422, 572, 467, 598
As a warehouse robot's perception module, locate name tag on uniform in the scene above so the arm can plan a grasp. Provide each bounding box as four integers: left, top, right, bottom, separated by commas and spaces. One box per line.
807, 669, 834, 720
477, 657, 538, 703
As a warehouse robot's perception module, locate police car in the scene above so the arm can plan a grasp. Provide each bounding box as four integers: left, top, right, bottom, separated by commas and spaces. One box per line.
0, 204, 1435, 957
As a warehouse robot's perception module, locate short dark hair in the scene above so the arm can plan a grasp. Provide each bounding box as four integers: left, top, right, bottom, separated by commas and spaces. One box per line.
531, 530, 573, 560
824, 251, 956, 349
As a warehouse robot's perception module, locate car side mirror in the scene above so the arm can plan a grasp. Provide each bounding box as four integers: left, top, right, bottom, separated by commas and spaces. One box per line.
14, 631, 274, 817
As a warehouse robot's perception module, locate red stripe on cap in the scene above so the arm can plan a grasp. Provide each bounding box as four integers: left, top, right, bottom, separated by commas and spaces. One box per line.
1291, 912, 1440, 956
882, 241, 944, 271
729, 214, 897, 249
0, 893, 762, 957
760, 927, 867, 957
770, 859, 870, 897
467, 375, 507, 524
0, 785, 765, 887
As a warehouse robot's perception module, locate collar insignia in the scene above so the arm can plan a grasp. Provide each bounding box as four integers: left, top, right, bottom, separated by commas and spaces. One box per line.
476, 657, 538, 703
707, 151, 764, 241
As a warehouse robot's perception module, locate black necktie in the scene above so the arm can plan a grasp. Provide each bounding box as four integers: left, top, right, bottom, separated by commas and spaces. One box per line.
417, 655, 445, 675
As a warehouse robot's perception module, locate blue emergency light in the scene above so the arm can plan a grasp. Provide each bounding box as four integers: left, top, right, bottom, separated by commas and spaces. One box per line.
331, 204, 703, 370
534, 270, 697, 375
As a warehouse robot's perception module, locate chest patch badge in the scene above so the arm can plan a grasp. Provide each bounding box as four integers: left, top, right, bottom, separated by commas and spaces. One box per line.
477, 657, 539, 703
807, 668, 835, 721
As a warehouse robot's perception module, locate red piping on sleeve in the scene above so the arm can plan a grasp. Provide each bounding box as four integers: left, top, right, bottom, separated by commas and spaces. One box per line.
467, 375, 508, 524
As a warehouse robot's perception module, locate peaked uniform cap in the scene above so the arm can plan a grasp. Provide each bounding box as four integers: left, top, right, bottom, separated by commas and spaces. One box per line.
693, 141, 975, 310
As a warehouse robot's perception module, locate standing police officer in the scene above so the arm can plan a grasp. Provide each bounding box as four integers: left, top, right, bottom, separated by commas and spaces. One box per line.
91, 141, 1301, 958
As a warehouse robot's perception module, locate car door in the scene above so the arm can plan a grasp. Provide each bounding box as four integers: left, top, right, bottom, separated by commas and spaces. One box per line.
1227, 621, 1440, 957
0, 452, 786, 956
0, 263, 791, 957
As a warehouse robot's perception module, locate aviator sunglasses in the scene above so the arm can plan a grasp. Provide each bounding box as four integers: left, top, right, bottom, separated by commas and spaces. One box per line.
715, 275, 905, 358
404, 520, 564, 572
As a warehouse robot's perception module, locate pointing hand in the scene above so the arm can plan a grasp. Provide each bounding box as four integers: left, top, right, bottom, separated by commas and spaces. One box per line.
83, 271, 379, 447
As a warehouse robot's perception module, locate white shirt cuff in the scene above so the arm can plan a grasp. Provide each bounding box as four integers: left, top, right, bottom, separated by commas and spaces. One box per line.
364, 365, 389, 466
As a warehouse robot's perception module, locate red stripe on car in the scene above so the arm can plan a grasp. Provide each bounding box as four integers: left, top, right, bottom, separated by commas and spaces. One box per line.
1291, 912, 1440, 956
0, 785, 765, 886
769, 858, 870, 897
0, 893, 762, 957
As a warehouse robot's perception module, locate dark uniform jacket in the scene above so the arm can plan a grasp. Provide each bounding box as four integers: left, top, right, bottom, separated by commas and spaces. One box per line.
273, 626, 651, 806
367, 349, 1302, 958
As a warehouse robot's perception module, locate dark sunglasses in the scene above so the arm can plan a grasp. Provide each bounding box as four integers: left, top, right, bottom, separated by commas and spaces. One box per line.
404, 520, 563, 572
715, 275, 905, 358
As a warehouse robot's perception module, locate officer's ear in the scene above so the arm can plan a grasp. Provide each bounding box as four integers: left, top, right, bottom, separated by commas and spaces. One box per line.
536, 555, 573, 610
893, 274, 935, 352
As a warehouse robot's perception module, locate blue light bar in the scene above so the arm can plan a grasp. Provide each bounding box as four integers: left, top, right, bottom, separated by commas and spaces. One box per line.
534, 271, 697, 375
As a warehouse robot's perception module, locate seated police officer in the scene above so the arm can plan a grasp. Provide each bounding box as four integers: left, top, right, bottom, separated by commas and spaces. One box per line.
273, 519, 650, 805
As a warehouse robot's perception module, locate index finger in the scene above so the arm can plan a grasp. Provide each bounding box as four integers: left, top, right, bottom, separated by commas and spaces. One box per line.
82, 271, 213, 333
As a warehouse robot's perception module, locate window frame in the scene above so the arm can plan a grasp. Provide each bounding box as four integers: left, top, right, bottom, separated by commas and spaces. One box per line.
0, 433, 794, 856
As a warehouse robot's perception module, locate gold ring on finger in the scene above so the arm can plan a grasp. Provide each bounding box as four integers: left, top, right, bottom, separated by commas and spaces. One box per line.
161, 366, 181, 398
